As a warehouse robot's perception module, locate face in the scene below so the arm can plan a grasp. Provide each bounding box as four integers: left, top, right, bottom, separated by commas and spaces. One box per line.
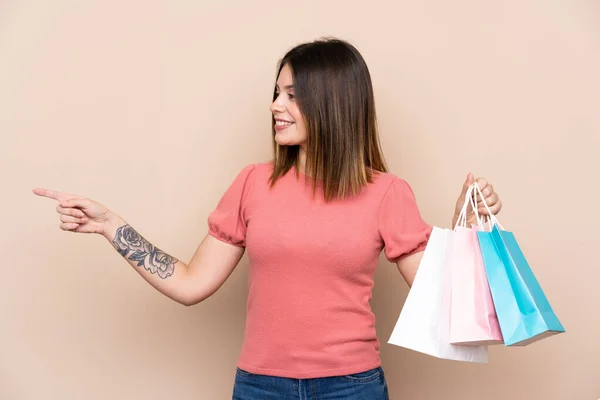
270, 64, 307, 149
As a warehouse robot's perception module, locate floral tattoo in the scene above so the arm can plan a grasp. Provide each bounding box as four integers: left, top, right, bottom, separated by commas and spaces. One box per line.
112, 225, 178, 279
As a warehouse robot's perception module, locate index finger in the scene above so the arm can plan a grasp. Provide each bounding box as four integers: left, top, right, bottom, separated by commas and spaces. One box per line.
475, 177, 488, 190
32, 188, 76, 201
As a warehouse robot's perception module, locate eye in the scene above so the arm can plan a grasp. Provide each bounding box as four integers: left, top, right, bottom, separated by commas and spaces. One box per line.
288, 93, 295, 100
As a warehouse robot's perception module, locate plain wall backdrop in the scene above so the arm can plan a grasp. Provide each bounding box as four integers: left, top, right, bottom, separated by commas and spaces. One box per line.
1, 0, 599, 399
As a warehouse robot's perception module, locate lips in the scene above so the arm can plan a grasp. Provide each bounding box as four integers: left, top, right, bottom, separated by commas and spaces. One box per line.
274, 118, 294, 131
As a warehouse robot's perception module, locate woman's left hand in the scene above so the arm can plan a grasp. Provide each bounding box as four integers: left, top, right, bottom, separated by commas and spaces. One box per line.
452, 173, 502, 227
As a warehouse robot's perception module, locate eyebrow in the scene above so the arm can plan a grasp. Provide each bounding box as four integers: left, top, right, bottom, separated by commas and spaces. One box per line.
275, 84, 294, 90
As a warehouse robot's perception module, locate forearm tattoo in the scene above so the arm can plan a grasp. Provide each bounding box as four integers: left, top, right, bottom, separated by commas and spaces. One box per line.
111, 225, 178, 279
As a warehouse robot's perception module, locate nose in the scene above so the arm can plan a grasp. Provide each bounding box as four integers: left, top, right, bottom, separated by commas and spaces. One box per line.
270, 95, 285, 114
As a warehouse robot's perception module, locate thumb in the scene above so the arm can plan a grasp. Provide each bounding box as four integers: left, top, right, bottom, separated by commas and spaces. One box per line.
462, 172, 475, 193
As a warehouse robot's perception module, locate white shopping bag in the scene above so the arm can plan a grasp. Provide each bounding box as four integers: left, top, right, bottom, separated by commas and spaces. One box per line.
387, 226, 488, 363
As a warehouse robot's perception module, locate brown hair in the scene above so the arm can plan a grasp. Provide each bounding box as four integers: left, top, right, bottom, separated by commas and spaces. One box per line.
269, 37, 389, 202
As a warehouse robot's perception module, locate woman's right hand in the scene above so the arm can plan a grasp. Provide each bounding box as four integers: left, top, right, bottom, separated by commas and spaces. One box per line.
33, 188, 246, 306
33, 188, 115, 236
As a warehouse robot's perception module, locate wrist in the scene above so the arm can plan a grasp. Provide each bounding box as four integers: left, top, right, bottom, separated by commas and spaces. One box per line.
102, 212, 127, 241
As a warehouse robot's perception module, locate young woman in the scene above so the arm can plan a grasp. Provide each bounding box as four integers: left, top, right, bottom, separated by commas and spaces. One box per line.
34, 38, 502, 399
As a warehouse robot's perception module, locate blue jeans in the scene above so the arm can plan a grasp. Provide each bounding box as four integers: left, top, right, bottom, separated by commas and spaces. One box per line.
232, 366, 389, 399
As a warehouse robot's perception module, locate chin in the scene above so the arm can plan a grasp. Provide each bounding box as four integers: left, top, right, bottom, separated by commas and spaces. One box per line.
274, 135, 305, 147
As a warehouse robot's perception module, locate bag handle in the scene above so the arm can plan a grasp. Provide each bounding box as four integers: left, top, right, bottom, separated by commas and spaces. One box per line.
469, 185, 484, 229
453, 185, 471, 230
453, 183, 483, 230
473, 183, 504, 231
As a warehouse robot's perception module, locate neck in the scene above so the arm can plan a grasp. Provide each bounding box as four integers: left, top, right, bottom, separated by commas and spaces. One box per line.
297, 145, 307, 175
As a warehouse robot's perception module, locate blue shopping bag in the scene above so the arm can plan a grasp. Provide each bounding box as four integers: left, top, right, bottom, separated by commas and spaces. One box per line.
476, 220, 565, 346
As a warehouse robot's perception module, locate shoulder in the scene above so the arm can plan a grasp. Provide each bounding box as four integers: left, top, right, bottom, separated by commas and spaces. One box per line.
369, 170, 414, 196
252, 161, 275, 176
229, 161, 271, 178
243, 161, 273, 183
227, 161, 274, 189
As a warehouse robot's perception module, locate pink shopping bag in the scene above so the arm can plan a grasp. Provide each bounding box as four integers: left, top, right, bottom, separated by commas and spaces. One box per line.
388, 225, 488, 363
449, 183, 503, 346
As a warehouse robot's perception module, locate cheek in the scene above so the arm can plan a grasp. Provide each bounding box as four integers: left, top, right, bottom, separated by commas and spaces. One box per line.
288, 104, 303, 122
289, 105, 306, 138
295, 121, 307, 140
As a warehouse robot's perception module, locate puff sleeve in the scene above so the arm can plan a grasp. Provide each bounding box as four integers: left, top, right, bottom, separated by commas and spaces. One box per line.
378, 178, 433, 262
207, 164, 257, 247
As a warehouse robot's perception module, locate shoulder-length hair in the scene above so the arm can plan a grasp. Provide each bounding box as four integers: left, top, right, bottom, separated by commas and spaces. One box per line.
269, 37, 389, 201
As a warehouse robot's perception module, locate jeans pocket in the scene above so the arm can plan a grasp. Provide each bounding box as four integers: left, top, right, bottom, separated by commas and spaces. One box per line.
342, 367, 382, 384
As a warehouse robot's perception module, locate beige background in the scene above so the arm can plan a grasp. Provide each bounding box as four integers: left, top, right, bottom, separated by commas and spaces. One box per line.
1, 0, 598, 399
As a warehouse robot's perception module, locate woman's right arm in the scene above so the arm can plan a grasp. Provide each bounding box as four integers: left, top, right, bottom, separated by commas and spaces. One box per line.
34, 189, 244, 306
104, 214, 244, 305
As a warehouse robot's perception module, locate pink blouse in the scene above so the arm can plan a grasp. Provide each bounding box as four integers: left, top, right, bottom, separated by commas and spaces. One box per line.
208, 162, 432, 379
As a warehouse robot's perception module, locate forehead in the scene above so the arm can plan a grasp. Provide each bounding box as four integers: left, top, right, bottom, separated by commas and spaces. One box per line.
276, 64, 294, 86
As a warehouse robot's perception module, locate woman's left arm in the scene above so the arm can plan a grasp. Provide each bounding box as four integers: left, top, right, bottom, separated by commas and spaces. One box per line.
396, 173, 503, 287
396, 251, 424, 287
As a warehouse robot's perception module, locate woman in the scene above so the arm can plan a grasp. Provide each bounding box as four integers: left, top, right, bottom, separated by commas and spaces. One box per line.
34, 38, 502, 399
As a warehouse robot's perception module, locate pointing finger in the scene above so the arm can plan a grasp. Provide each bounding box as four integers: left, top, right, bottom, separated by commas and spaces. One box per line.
33, 188, 76, 202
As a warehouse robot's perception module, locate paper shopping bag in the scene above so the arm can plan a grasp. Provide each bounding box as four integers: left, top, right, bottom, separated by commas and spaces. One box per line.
473, 185, 565, 346
449, 225, 504, 345
449, 183, 503, 345
388, 226, 488, 363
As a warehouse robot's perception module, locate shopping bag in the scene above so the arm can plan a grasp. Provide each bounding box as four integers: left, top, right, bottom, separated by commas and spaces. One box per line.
474, 185, 565, 346
388, 225, 488, 363
449, 184, 503, 345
